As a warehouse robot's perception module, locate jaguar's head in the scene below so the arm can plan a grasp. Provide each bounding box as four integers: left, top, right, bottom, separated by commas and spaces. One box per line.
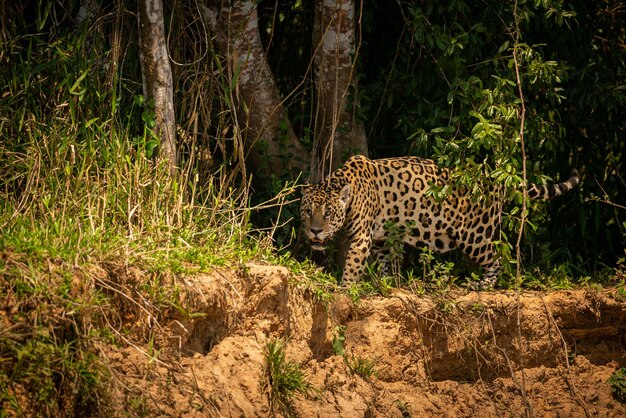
300, 181, 351, 251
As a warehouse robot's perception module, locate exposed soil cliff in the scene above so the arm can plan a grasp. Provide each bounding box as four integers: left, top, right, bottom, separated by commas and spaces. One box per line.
103, 264, 626, 417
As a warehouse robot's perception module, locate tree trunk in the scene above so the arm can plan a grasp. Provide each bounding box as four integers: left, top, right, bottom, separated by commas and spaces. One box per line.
204, 0, 308, 178
137, 0, 177, 174
311, 0, 368, 182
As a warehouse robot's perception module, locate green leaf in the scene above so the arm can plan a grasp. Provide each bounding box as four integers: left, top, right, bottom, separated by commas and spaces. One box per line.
69, 69, 90, 96
134, 95, 145, 107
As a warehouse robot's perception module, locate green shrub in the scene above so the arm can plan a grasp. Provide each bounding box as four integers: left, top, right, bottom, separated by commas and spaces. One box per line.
263, 338, 312, 414
608, 368, 626, 403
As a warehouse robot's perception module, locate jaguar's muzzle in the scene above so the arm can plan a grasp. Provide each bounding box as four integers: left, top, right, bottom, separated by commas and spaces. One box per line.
309, 237, 328, 251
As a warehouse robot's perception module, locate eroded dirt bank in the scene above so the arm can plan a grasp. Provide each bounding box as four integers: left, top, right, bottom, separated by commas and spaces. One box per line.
103, 264, 626, 417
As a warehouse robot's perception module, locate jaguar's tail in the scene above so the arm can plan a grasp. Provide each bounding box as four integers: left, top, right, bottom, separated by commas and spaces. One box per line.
527, 169, 580, 200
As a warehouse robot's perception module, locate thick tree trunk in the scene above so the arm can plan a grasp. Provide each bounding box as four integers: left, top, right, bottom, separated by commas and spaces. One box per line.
137, 0, 177, 174
205, 0, 308, 177
311, 0, 368, 182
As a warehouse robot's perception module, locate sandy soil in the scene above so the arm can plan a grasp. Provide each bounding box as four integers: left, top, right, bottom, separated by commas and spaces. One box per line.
103, 263, 626, 417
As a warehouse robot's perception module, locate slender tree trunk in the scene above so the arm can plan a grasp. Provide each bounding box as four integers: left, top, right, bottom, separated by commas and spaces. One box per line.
311, 0, 368, 182
137, 0, 177, 174
204, 0, 308, 177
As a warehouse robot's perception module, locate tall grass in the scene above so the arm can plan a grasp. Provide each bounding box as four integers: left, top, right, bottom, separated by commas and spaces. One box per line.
0, 4, 336, 413
0, 2, 256, 267
0, 12, 255, 415
0, 125, 255, 416
0, 121, 250, 267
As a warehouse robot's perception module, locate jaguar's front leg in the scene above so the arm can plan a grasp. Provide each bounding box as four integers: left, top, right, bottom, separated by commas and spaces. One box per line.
341, 233, 373, 286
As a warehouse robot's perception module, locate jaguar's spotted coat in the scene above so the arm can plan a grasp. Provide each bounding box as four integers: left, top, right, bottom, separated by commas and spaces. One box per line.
300, 155, 579, 289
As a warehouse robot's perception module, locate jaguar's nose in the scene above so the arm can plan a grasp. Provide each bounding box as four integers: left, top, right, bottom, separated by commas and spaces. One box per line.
310, 227, 323, 235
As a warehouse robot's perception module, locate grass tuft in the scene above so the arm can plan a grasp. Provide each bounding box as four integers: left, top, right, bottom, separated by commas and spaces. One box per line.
609, 368, 626, 403
263, 338, 313, 415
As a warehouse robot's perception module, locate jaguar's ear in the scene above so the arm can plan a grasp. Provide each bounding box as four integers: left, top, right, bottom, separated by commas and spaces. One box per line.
339, 184, 351, 206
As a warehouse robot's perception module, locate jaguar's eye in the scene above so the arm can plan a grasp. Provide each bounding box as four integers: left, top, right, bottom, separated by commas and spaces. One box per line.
303, 208, 312, 218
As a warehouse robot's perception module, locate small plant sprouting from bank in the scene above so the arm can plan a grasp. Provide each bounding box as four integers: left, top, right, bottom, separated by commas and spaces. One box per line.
277, 255, 338, 304
418, 247, 457, 290
345, 353, 380, 380
611, 256, 626, 301
347, 280, 378, 304
332, 326, 379, 380
394, 400, 413, 418
614, 282, 626, 302
608, 368, 626, 403
332, 326, 347, 357
263, 338, 312, 415
365, 263, 394, 297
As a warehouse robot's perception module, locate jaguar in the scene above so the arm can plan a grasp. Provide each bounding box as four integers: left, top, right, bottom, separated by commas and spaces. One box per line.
300, 155, 579, 289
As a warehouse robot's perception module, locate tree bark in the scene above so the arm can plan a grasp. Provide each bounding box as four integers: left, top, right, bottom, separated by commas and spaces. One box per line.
311, 0, 368, 182
205, 0, 308, 177
137, 0, 177, 174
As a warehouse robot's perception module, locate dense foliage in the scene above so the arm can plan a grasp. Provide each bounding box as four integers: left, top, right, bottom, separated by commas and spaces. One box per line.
260, 0, 625, 279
